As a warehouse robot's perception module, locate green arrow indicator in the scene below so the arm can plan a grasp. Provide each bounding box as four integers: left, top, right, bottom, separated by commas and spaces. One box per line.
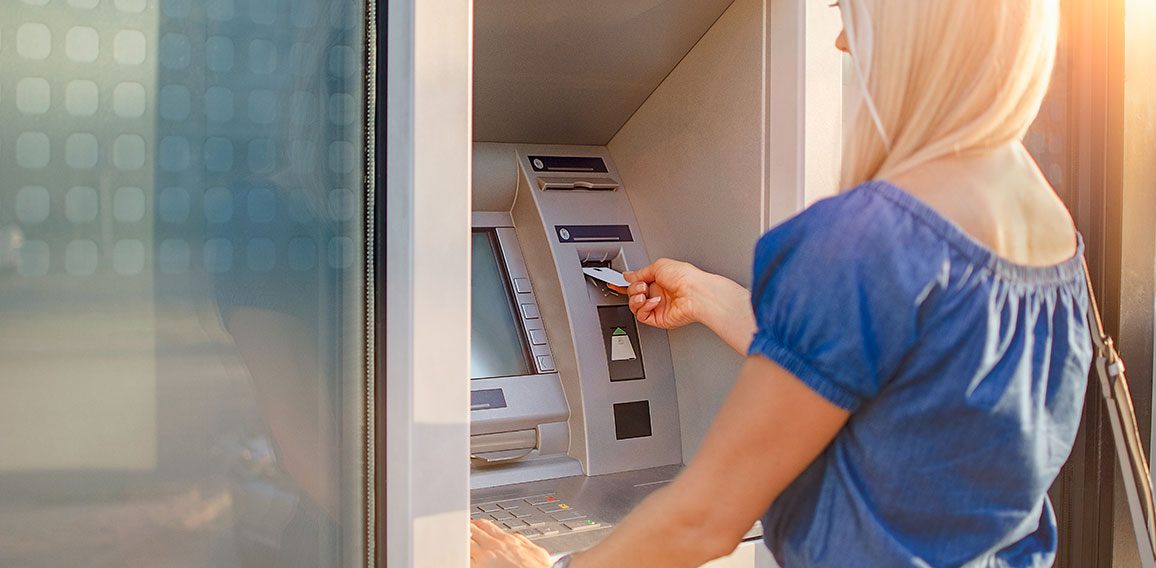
612, 328, 628, 336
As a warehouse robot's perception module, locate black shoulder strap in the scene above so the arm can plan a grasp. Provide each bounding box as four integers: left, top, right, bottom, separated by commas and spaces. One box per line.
1082, 257, 1156, 568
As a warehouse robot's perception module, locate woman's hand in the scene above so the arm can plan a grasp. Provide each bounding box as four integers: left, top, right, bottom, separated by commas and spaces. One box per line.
615, 259, 706, 330
470, 519, 553, 568
614, 259, 757, 355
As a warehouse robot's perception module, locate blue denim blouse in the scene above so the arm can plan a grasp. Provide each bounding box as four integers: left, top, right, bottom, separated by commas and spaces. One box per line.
749, 181, 1091, 567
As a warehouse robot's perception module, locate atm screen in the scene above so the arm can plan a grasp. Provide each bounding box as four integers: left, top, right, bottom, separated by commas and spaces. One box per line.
471, 231, 534, 379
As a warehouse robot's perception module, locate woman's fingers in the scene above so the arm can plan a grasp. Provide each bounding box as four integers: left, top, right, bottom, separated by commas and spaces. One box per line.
472, 519, 507, 539
629, 293, 647, 312
470, 532, 489, 562
470, 519, 552, 568
624, 260, 665, 285
635, 296, 662, 324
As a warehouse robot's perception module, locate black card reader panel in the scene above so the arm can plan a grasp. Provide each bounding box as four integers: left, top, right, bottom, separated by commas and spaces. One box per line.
613, 401, 653, 440
597, 305, 645, 382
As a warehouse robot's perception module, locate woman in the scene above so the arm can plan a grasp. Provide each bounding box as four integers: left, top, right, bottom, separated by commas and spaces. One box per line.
471, 1, 1089, 566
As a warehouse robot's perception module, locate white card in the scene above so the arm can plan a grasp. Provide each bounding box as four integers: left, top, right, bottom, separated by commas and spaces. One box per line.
582, 266, 629, 288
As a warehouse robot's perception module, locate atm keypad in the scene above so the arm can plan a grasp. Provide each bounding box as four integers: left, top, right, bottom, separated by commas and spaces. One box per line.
471, 494, 608, 540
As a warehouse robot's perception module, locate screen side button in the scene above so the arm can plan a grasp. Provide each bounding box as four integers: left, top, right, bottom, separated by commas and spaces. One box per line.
521, 303, 540, 319
529, 329, 548, 345
537, 355, 556, 372
513, 278, 533, 294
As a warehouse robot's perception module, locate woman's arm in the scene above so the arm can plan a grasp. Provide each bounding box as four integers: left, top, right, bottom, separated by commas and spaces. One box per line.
619, 259, 757, 355
471, 356, 850, 568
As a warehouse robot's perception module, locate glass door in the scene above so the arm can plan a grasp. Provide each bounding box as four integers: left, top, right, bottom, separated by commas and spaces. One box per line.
0, 0, 368, 566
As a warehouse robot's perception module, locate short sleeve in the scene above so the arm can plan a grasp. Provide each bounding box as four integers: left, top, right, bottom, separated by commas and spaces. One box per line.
747, 191, 922, 412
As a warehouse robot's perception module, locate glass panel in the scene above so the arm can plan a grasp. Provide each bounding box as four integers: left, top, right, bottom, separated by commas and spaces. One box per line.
471, 231, 532, 379
0, 1, 365, 566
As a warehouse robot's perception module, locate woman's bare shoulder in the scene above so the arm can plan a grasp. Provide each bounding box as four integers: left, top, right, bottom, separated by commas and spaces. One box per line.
886, 145, 1078, 267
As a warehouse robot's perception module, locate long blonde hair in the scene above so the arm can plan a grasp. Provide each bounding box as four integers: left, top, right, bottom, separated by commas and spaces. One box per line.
839, 0, 1060, 189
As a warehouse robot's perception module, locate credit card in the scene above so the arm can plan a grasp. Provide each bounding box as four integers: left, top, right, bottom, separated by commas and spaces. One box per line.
582, 266, 630, 289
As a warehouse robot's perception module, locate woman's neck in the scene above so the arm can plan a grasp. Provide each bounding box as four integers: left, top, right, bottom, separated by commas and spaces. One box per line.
885, 142, 1078, 267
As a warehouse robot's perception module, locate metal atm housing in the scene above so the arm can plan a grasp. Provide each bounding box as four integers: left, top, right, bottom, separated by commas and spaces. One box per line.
472, 145, 681, 475
469, 145, 690, 552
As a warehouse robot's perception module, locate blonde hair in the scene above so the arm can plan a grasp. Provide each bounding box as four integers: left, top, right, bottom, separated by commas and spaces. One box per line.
839, 0, 1060, 189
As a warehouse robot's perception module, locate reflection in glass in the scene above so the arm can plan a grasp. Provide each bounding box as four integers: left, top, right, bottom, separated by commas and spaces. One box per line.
0, 2, 364, 567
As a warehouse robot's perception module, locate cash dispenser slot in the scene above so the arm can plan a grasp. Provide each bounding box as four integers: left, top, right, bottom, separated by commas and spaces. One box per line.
471, 429, 538, 463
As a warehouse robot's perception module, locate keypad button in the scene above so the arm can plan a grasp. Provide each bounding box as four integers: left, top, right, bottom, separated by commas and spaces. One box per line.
490, 512, 515, 521
537, 503, 569, 513
524, 495, 556, 506
478, 504, 502, 513
539, 526, 560, 536
517, 528, 542, 538
564, 520, 601, 532
525, 517, 549, 527
550, 511, 585, 522
497, 500, 522, 510
470, 512, 486, 520
512, 511, 533, 518
503, 520, 530, 530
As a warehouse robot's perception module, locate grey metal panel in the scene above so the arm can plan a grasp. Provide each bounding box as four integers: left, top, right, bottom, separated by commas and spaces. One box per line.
494, 227, 558, 373
473, 0, 736, 145
511, 144, 683, 476
472, 211, 515, 228
473, 143, 521, 211
470, 374, 569, 436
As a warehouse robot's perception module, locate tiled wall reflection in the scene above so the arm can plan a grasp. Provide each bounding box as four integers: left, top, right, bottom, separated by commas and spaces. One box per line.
0, 1, 364, 566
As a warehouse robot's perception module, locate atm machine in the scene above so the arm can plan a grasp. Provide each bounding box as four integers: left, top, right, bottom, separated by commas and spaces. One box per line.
385, 0, 842, 565
469, 145, 701, 553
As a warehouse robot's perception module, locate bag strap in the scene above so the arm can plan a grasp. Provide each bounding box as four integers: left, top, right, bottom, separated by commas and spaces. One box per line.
1082, 257, 1156, 568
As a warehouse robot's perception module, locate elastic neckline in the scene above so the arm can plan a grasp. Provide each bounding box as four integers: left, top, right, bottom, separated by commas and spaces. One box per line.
862, 180, 1085, 285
